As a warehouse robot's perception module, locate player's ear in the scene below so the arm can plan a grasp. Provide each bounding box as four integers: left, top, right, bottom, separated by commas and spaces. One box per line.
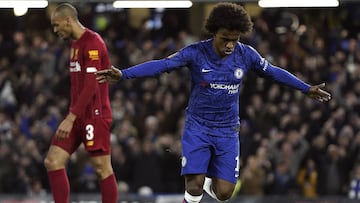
65, 16, 72, 25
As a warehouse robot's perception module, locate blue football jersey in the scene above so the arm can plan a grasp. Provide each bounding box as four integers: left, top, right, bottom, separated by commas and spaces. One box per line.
122, 39, 310, 127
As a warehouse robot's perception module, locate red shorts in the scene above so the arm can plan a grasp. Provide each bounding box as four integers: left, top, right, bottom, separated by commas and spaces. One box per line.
51, 117, 112, 156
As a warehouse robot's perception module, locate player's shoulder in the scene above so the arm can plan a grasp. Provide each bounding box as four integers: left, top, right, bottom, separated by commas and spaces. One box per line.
236, 42, 259, 57
184, 40, 211, 49
236, 42, 255, 52
84, 29, 104, 42
182, 39, 211, 55
174, 40, 205, 58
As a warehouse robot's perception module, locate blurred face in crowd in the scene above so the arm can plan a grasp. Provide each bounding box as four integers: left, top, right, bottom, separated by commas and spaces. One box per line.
212, 28, 241, 58
356, 165, 360, 178
51, 12, 73, 40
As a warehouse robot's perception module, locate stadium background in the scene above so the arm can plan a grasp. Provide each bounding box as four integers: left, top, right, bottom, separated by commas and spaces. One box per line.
0, 0, 359, 202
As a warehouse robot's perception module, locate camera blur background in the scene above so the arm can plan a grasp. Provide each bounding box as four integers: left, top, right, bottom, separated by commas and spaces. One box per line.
0, 0, 359, 202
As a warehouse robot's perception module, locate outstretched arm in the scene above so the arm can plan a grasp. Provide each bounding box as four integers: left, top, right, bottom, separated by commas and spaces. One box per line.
96, 65, 122, 83
246, 44, 332, 103
96, 58, 182, 83
306, 83, 331, 102
257, 64, 331, 102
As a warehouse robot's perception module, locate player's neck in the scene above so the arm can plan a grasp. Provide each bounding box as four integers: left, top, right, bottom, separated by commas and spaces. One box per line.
72, 23, 86, 40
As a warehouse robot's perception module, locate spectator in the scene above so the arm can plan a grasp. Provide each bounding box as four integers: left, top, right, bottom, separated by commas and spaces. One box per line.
239, 155, 266, 196
132, 138, 162, 193
297, 158, 318, 198
266, 160, 299, 196
348, 163, 360, 199
323, 144, 348, 195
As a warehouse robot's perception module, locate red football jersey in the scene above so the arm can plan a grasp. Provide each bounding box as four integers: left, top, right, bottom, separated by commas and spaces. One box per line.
68, 28, 112, 120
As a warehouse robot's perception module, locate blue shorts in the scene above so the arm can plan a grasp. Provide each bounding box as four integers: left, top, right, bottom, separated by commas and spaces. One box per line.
180, 115, 240, 184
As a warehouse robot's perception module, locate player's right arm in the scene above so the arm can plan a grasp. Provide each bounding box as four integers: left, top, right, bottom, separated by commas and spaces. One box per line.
96, 65, 123, 83
55, 112, 76, 139
96, 59, 172, 83
96, 45, 196, 83
96, 58, 186, 83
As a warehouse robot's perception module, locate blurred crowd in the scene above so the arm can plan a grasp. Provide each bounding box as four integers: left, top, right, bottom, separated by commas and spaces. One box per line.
0, 3, 360, 200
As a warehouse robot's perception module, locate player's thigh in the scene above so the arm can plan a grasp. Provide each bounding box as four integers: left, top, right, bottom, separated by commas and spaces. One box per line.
208, 135, 239, 184
50, 120, 83, 155
89, 154, 113, 179
181, 122, 211, 175
44, 145, 71, 170
82, 118, 112, 155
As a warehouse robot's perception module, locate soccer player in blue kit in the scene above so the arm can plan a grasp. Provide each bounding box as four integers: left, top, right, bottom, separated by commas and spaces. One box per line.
96, 2, 331, 202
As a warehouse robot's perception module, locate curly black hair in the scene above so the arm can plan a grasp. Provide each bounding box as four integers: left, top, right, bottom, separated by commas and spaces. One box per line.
205, 2, 253, 34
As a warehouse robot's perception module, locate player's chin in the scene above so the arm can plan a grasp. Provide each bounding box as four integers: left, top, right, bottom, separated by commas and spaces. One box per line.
58, 34, 70, 41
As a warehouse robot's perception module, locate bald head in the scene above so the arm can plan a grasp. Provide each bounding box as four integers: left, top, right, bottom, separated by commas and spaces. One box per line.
53, 3, 78, 20
51, 3, 84, 40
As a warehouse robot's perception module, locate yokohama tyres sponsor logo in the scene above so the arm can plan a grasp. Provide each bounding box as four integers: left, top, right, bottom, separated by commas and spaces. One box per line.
209, 83, 239, 94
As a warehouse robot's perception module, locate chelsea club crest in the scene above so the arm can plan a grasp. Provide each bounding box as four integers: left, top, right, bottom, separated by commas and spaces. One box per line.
234, 68, 243, 79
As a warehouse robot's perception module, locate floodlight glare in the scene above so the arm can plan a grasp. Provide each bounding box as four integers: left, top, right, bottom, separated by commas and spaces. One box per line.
258, 0, 339, 8
113, 1, 193, 8
0, 0, 48, 8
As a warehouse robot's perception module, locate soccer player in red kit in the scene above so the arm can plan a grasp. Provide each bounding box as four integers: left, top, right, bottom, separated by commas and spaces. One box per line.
44, 3, 118, 203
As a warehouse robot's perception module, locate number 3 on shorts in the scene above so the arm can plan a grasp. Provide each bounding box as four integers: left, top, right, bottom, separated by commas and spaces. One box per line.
86, 124, 95, 146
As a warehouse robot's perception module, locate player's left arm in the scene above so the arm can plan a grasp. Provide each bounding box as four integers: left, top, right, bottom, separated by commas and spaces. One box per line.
247, 45, 331, 102
260, 64, 331, 102
306, 83, 331, 102
71, 40, 104, 117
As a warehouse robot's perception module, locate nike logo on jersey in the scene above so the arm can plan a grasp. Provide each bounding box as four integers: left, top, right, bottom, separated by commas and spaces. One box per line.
201, 68, 213, 73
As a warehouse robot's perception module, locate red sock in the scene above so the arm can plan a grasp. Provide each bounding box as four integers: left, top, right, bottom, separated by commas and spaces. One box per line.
100, 173, 118, 203
47, 169, 69, 203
